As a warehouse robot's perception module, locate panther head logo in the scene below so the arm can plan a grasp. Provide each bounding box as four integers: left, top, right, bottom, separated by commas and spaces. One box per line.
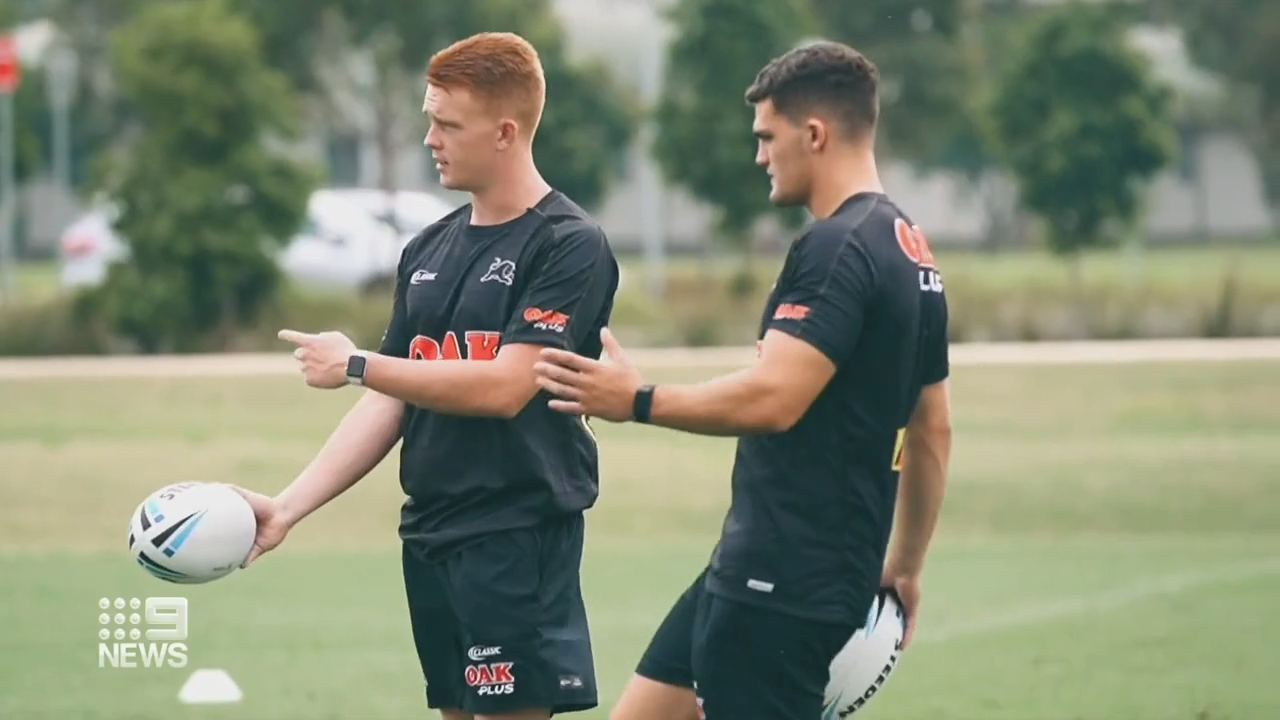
480, 257, 516, 286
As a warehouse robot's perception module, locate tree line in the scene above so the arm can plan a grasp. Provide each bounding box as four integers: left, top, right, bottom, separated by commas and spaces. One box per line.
0, 0, 1272, 351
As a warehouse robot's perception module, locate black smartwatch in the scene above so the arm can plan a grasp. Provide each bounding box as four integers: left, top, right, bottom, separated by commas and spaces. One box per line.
345, 351, 368, 386
632, 384, 656, 424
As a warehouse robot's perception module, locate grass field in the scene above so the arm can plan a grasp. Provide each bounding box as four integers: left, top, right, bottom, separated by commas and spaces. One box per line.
1, 359, 1278, 719
624, 243, 1280, 291
11, 244, 1280, 306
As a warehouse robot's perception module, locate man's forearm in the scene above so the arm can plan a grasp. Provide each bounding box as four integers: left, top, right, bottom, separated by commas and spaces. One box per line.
362, 353, 524, 418
886, 425, 951, 576
277, 391, 404, 526
648, 368, 791, 437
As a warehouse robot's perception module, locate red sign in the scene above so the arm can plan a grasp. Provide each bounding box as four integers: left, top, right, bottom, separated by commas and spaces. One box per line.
0, 35, 19, 93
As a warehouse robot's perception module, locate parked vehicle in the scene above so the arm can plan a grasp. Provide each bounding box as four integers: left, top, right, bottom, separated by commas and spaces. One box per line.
323, 188, 459, 247
56, 188, 456, 293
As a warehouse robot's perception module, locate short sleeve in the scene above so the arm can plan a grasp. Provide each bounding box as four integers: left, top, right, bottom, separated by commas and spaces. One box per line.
921, 291, 950, 384
502, 225, 617, 350
767, 226, 877, 366
377, 250, 413, 358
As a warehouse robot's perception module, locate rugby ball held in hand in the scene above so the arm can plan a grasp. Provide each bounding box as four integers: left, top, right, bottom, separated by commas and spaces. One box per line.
128, 482, 256, 584
823, 590, 907, 719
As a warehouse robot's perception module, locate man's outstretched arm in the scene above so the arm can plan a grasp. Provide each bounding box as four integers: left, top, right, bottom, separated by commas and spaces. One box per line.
360, 344, 544, 419
361, 225, 615, 419
275, 390, 405, 526
641, 330, 838, 436
537, 228, 873, 437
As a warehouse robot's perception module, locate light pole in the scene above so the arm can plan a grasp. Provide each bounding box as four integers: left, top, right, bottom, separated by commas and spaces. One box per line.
46, 40, 78, 194
637, 22, 667, 299
0, 33, 21, 305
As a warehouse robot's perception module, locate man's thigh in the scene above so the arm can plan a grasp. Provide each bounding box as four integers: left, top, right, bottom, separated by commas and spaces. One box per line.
403, 543, 465, 712
445, 514, 598, 717
633, 568, 705, 689
611, 569, 707, 720
691, 594, 855, 720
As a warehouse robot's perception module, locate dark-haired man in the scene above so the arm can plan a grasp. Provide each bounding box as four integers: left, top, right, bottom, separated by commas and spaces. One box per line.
531, 40, 953, 720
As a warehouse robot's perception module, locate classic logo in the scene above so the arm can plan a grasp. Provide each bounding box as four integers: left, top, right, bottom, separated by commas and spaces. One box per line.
467, 645, 501, 662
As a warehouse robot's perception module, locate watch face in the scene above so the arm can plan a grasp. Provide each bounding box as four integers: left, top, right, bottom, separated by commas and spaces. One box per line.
347, 355, 366, 377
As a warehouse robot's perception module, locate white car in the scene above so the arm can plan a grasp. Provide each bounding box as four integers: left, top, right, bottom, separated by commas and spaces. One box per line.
322, 188, 459, 248
57, 189, 442, 292
278, 190, 404, 291
58, 206, 128, 289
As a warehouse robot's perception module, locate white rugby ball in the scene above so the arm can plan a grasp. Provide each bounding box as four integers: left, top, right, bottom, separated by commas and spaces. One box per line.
823, 590, 907, 719
127, 482, 256, 584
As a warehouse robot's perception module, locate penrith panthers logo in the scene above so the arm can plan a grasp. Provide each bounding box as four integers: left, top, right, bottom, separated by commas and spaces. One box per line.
481, 257, 516, 286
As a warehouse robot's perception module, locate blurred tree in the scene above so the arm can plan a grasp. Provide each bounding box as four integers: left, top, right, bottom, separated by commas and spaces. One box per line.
655, 0, 813, 251
93, 0, 317, 352
229, 0, 340, 95
22, 0, 147, 192
533, 48, 636, 210
991, 3, 1175, 290
1160, 0, 1280, 203
222, 0, 635, 207
9, 63, 46, 185
808, 0, 979, 168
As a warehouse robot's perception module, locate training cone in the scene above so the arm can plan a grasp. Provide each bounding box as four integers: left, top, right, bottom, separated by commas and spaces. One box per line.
178, 668, 243, 704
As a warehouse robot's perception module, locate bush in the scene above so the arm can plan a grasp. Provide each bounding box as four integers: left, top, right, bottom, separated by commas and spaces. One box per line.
3, 250, 1279, 357
0, 295, 113, 356
0, 287, 396, 356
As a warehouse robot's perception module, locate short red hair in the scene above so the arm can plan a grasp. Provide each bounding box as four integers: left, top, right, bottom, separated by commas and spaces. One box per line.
427, 32, 547, 135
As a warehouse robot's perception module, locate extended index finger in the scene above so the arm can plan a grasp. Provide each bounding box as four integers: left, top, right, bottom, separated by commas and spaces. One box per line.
539, 347, 597, 372
277, 329, 316, 346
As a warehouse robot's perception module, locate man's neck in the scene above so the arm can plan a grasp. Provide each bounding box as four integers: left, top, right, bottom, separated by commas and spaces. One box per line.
470, 157, 552, 226
807, 152, 883, 220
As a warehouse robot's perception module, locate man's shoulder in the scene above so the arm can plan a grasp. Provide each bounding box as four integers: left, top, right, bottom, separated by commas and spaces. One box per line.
838, 193, 919, 248
801, 193, 924, 263
816, 191, 907, 237
537, 192, 611, 252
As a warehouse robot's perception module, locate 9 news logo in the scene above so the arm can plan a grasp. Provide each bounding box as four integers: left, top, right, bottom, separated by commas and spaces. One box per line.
96, 596, 189, 669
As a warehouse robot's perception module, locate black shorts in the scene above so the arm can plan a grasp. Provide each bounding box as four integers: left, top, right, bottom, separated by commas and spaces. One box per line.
636, 568, 857, 720
401, 514, 597, 716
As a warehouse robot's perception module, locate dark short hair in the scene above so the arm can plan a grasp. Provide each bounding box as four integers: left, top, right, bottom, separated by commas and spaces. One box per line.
744, 40, 879, 137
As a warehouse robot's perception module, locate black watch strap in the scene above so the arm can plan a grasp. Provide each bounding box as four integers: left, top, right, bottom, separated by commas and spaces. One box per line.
632, 384, 656, 424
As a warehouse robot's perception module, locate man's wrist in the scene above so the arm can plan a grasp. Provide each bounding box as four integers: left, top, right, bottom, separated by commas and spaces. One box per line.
883, 555, 924, 579
345, 350, 369, 386
273, 495, 299, 528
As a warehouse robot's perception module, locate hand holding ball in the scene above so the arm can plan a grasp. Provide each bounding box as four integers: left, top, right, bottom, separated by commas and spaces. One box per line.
127, 482, 257, 584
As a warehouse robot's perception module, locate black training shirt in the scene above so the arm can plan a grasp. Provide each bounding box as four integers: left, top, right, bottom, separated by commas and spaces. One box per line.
378, 190, 618, 555
706, 192, 950, 625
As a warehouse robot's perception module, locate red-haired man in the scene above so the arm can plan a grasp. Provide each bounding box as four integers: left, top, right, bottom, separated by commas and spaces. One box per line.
236, 32, 618, 720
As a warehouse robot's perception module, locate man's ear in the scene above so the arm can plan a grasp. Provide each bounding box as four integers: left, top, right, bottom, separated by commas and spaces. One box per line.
496, 119, 520, 150
807, 119, 828, 152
